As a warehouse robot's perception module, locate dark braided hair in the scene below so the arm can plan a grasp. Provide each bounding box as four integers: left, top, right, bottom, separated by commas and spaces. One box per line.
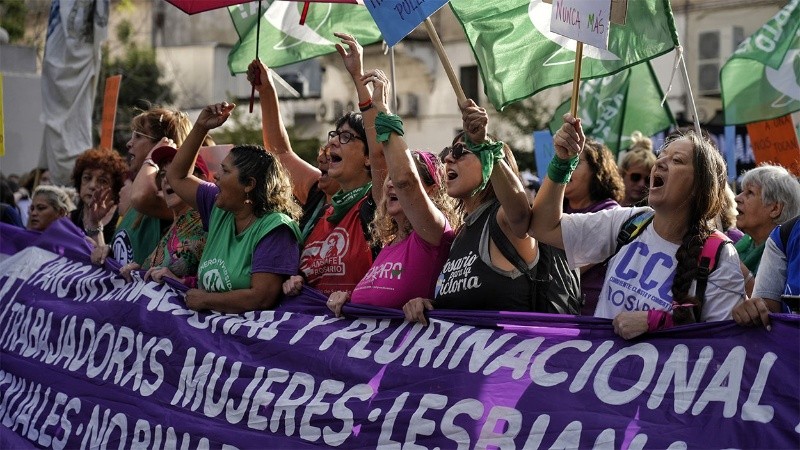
667, 131, 727, 325
230, 145, 301, 221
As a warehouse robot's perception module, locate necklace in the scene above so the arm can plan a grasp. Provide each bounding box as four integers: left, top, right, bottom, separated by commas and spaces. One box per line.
237, 215, 256, 234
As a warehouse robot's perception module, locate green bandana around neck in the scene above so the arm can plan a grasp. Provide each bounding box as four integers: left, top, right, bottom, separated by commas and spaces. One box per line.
328, 182, 372, 223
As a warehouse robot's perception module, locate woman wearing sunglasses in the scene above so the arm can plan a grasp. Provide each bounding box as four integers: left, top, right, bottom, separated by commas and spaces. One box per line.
403, 97, 546, 324
619, 137, 656, 207
326, 70, 460, 315
251, 33, 382, 297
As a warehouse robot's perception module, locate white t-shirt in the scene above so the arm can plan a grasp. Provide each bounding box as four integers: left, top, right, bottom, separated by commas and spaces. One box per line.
561, 207, 745, 321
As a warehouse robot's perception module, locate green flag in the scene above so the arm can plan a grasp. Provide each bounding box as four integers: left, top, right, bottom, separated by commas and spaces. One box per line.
228, 2, 382, 74
449, 0, 679, 110
721, 1, 800, 125
548, 61, 674, 155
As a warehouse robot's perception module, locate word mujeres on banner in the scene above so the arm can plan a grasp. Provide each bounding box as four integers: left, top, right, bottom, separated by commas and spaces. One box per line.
0, 224, 798, 449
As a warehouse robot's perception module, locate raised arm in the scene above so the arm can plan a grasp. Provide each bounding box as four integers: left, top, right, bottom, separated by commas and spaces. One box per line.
367, 69, 446, 246
130, 138, 175, 220
336, 32, 384, 205
167, 102, 235, 211
250, 59, 319, 205
529, 113, 585, 249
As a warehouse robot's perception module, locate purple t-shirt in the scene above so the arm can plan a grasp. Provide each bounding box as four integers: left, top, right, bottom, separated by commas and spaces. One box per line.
350, 223, 455, 309
196, 182, 298, 276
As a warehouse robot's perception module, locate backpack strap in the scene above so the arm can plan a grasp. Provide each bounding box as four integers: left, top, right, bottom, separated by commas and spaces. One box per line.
695, 230, 731, 305
602, 210, 655, 266
779, 216, 798, 252
487, 203, 536, 283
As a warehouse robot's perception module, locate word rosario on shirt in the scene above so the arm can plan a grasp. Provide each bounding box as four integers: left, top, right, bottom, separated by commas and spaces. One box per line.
435, 251, 481, 296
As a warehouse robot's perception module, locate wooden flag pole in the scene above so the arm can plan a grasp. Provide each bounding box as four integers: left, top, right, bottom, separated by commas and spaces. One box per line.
249, 0, 263, 113
423, 18, 467, 106
570, 41, 584, 118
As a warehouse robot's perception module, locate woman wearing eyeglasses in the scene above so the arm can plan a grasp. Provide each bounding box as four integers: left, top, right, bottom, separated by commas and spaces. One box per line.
251, 34, 383, 297
90, 107, 194, 267
166, 102, 302, 313
326, 70, 460, 315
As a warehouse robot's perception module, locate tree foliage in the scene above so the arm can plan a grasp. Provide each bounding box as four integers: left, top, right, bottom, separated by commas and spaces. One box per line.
211, 109, 322, 164
497, 97, 551, 173
0, 0, 26, 42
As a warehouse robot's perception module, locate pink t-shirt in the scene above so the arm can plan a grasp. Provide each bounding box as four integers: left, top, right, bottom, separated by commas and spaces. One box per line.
350, 223, 455, 309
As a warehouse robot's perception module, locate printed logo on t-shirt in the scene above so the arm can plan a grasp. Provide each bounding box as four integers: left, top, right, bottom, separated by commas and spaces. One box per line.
300, 228, 350, 278
361, 261, 403, 284
112, 231, 133, 265
198, 258, 232, 292
606, 242, 675, 311
435, 251, 481, 297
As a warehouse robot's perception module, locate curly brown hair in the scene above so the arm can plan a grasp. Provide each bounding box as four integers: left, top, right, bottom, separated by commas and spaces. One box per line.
231, 145, 302, 221
370, 150, 462, 248
71, 148, 129, 204
583, 140, 624, 203
665, 131, 728, 325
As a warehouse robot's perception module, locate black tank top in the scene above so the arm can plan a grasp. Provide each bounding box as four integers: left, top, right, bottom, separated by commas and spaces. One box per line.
434, 201, 533, 311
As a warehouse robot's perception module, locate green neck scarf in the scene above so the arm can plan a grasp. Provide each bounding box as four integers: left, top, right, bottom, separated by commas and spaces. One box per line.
467, 138, 506, 196
328, 182, 372, 223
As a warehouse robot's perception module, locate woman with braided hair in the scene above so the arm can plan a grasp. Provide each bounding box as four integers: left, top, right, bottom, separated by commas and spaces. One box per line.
530, 114, 745, 339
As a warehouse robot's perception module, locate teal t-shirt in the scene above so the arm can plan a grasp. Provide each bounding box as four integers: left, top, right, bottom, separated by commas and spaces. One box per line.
112, 210, 166, 265
197, 207, 300, 292
734, 234, 766, 274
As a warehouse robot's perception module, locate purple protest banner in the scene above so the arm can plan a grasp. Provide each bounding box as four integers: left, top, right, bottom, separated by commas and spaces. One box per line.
1, 221, 799, 448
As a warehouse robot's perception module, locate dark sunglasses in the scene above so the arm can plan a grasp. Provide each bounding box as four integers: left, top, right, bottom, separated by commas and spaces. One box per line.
439, 142, 473, 163
328, 130, 364, 145
629, 173, 651, 184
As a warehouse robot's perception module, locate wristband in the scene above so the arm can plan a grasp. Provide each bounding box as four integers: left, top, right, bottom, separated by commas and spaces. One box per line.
646, 309, 674, 332
374, 112, 404, 143
547, 155, 579, 184
359, 102, 374, 113
143, 158, 159, 170
86, 224, 103, 236
358, 99, 372, 109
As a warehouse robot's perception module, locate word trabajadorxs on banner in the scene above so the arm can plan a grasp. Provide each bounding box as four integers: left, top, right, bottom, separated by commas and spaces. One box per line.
0, 223, 798, 449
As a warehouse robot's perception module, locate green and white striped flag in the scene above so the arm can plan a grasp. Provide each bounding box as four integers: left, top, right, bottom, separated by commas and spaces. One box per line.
228, 1, 382, 74
548, 61, 674, 155
721, 0, 800, 125
449, 0, 679, 110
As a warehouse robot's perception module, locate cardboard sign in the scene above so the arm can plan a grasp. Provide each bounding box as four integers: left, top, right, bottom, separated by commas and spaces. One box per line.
544, 0, 627, 25
364, 0, 449, 47
549, 0, 613, 50
746, 114, 800, 176
99, 75, 121, 150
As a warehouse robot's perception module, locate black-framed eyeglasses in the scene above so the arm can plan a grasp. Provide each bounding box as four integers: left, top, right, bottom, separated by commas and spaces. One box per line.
439, 142, 472, 163
328, 130, 364, 145
629, 173, 650, 185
